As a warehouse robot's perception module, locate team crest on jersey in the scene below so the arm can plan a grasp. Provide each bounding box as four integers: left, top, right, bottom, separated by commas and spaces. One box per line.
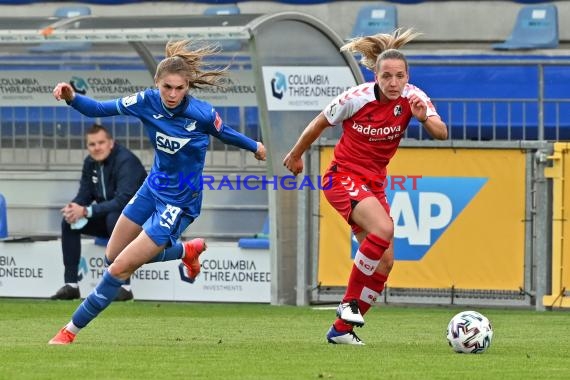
394, 104, 402, 116
155, 131, 191, 154
184, 119, 197, 132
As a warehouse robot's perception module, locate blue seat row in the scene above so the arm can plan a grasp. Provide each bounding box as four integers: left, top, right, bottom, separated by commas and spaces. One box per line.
3, 55, 570, 142
405, 101, 570, 140
2, 101, 569, 141
361, 57, 570, 140
0, 106, 145, 139
0, 106, 260, 141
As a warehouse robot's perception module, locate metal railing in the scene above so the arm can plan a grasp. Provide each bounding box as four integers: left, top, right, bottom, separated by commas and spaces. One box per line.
1, 59, 569, 170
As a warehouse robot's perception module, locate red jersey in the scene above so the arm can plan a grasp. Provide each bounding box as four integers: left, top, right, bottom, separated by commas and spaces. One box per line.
323, 82, 438, 179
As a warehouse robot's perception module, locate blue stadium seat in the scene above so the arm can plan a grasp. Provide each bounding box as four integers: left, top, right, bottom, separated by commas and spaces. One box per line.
203, 4, 240, 16
492, 4, 558, 50
94, 236, 109, 247
349, 4, 397, 38
0, 193, 7, 239
0, 105, 146, 141
29, 6, 92, 53
238, 215, 269, 249
52, 6, 92, 18
203, 5, 243, 52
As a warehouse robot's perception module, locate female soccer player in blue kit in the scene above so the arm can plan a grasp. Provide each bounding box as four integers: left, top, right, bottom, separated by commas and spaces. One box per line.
49, 40, 266, 345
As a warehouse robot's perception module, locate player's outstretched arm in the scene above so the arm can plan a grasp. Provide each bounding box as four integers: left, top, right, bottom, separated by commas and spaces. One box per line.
283, 113, 331, 176
53, 82, 121, 117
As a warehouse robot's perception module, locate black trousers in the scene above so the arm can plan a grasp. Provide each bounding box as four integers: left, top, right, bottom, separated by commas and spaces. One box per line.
61, 211, 120, 283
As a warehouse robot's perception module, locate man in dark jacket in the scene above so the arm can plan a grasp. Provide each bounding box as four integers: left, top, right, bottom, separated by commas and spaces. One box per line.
51, 124, 146, 301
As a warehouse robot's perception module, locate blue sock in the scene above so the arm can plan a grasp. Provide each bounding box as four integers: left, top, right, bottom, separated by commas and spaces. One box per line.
147, 243, 184, 263
71, 270, 125, 328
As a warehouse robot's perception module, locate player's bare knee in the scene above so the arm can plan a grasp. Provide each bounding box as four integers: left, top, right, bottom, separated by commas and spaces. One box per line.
108, 262, 132, 280
369, 221, 394, 241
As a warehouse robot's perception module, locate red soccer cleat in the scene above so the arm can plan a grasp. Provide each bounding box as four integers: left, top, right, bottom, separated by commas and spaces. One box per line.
180, 238, 207, 281
48, 327, 76, 345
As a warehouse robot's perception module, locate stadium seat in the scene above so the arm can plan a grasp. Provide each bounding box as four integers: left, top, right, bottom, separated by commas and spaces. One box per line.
203, 4, 240, 16
52, 5, 92, 19
349, 4, 398, 38
0, 193, 7, 239
238, 215, 269, 249
492, 4, 558, 50
94, 236, 109, 247
203, 5, 243, 52
29, 6, 92, 53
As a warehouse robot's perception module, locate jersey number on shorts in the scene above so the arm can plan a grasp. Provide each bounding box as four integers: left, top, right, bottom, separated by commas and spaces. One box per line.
159, 204, 181, 229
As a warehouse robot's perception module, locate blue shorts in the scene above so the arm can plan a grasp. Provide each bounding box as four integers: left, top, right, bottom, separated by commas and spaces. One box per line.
123, 182, 197, 247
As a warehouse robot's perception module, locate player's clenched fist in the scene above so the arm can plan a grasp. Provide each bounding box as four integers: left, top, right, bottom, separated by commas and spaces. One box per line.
53, 82, 75, 102
283, 152, 303, 176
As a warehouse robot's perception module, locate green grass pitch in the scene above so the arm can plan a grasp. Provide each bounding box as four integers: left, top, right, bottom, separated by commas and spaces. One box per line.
0, 299, 569, 379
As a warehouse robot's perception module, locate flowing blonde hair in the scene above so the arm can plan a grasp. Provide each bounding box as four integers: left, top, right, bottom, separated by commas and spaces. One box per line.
154, 40, 228, 89
341, 28, 421, 72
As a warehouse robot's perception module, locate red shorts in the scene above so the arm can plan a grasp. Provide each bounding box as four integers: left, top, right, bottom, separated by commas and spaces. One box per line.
322, 167, 390, 235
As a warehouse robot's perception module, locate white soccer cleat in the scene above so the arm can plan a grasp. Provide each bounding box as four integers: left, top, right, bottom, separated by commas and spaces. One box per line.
336, 300, 365, 327
326, 325, 365, 345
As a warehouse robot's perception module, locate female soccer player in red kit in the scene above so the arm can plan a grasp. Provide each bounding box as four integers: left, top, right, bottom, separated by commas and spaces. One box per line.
283, 28, 448, 345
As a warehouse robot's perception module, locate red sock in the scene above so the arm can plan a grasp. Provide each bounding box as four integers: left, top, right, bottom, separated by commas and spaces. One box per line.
359, 272, 388, 315
343, 234, 389, 305
333, 318, 353, 332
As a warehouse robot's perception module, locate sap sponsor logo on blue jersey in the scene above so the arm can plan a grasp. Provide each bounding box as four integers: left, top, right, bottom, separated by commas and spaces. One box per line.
350, 177, 487, 261
155, 131, 191, 154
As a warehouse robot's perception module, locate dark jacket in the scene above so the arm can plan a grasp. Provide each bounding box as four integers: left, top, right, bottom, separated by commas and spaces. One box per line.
72, 144, 147, 218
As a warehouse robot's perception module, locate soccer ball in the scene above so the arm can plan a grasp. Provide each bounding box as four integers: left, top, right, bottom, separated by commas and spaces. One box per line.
446, 310, 493, 354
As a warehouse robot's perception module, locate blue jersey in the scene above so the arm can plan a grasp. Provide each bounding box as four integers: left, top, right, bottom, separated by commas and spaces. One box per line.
70, 89, 257, 216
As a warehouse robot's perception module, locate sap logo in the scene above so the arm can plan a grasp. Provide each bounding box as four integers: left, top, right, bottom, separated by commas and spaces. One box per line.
391, 192, 452, 246
155, 131, 190, 154
388, 177, 487, 261
350, 177, 487, 261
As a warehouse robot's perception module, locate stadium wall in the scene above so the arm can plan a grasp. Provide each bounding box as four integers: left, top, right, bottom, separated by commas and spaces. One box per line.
0, 240, 271, 302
